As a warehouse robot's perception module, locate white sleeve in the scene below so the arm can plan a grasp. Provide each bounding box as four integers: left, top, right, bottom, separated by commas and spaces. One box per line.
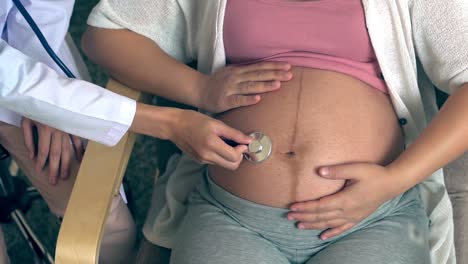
0, 39, 136, 146
411, 0, 468, 94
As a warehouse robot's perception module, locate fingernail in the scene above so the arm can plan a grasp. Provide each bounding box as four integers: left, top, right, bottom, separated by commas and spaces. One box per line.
290, 206, 299, 212
321, 235, 328, 240
287, 215, 294, 221
297, 224, 305, 229
319, 167, 329, 176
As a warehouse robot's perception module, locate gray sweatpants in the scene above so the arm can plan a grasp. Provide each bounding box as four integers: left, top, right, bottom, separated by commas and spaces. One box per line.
171, 173, 431, 264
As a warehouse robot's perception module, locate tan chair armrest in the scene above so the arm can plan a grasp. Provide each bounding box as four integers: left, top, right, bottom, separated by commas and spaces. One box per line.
55, 80, 145, 264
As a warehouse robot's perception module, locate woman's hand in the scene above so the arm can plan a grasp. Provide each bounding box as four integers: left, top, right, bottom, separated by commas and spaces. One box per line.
287, 162, 403, 240
168, 109, 252, 170
198, 62, 292, 113
21, 118, 84, 185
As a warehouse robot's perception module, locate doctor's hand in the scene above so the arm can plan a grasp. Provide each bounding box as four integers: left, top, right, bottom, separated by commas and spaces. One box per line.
287, 162, 403, 240
21, 118, 85, 185
168, 110, 252, 170
198, 62, 292, 113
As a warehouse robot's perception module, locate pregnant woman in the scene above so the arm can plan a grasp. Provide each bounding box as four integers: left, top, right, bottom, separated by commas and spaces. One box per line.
83, 0, 467, 263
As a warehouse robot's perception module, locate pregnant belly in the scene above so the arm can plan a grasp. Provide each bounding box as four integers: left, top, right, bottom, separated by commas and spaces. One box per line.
208, 67, 404, 208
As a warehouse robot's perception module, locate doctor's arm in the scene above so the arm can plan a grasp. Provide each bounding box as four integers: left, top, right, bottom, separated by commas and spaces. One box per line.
0, 40, 251, 170
7, 0, 92, 183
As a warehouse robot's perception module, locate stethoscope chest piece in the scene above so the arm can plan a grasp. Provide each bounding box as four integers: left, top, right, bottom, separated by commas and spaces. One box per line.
244, 132, 272, 163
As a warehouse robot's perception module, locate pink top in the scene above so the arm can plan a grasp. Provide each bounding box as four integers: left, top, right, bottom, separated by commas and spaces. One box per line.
224, 0, 388, 93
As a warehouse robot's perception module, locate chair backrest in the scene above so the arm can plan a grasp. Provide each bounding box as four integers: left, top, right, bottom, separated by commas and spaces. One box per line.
55, 79, 145, 264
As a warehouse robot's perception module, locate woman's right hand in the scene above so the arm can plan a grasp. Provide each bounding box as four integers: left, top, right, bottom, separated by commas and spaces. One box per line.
198, 62, 292, 113
168, 109, 252, 170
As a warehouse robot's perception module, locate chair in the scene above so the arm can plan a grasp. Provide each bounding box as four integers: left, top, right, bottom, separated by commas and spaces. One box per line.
55, 79, 145, 264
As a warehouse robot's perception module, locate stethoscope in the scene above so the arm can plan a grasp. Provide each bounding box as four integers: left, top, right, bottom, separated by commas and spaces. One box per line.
12, 0, 274, 163
244, 132, 272, 163
225, 132, 273, 163
12, 0, 76, 79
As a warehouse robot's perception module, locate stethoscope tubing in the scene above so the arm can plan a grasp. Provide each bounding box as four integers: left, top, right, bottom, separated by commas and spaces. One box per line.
12, 0, 76, 79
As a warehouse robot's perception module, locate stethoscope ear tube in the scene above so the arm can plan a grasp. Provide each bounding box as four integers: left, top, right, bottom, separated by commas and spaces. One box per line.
12, 0, 76, 78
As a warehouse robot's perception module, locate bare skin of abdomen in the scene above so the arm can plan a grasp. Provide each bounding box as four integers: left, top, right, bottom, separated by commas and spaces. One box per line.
209, 67, 404, 208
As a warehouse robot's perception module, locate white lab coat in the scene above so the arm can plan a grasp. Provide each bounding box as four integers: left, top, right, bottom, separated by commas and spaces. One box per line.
0, 0, 136, 146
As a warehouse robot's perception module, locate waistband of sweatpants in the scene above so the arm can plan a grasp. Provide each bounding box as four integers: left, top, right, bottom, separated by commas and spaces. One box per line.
196, 171, 421, 247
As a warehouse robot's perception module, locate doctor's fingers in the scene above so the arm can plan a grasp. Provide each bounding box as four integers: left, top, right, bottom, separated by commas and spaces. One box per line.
215, 121, 252, 145
197, 150, 243, 171
215, 145, 246, 171
199, 136, 245, 164
47, 132, 63, 185
21, 118, 35, 159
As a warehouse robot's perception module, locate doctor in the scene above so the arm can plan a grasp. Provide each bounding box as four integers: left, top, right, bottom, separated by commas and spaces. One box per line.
0, 0, 252, 263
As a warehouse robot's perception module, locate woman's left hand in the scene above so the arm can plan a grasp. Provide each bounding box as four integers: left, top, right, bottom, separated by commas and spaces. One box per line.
287, 162, 402, 240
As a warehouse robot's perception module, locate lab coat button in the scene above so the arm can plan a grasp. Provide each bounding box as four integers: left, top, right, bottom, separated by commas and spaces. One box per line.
399, 118, 408, 125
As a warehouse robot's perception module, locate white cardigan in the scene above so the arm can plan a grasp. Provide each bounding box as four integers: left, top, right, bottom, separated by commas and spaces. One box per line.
89, 1, 468, 263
